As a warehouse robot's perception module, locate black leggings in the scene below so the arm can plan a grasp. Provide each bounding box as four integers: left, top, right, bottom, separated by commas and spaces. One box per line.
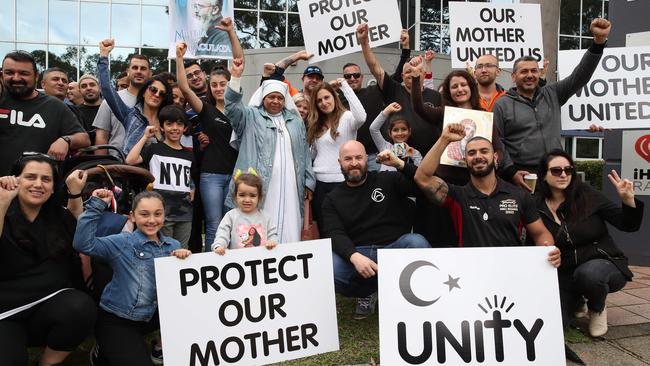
0, 289, 96, 366
94, 308, 160, 366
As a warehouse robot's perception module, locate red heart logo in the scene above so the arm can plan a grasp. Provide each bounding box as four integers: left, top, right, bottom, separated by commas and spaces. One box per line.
635, 134, 650, 163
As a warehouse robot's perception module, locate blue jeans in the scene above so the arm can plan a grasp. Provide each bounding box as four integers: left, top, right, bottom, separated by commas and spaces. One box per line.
332, 233, 430, 298
559, 258, 627, 327
200, 173, 231, 252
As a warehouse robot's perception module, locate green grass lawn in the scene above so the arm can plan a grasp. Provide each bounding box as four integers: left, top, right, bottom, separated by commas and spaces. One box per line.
30, 296, 590, 365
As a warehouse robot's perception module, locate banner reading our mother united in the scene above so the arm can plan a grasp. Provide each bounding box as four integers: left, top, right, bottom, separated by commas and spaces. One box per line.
155, 240, 339, 365
298, 0, 402, 63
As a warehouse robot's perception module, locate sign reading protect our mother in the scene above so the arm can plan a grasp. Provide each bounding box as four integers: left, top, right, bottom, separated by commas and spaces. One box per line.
155, 239, 339, 365
168, 0, 234, 59
559, 46, 650, 130
449, 2, 544, 69
378, 247, 564, 365
297, 0, 402, 63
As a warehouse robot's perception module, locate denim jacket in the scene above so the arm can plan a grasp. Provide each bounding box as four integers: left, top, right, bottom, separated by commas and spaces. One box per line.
73, 197, 180, 322
224, 86, 316, 216
98, 56, 154, 155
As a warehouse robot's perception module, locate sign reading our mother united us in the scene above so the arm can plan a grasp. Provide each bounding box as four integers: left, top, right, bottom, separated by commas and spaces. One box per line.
154, 240, 339, 365
297, 0, 402, 63
378, 247, 564, 365
449, 2, 544, 69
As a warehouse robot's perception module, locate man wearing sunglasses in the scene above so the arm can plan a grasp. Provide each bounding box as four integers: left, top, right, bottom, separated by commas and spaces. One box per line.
0, 51, 89, 176
494, 18, 611, 192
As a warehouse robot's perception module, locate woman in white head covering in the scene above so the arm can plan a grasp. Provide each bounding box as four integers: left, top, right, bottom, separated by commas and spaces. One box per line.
224, 57, 315, 244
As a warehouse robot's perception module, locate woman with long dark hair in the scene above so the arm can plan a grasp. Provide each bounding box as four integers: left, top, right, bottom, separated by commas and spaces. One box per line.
0, 154, 96, 365
535, 149, 644, 337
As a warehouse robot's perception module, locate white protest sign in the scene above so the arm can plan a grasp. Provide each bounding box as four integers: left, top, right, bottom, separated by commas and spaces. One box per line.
155, 239, 339, 365
622, 130, 650, 195
379, 247, 564, 366
559, 46, 650, 130
167, 0, 234, 59
441, 107, 493, 168
297, 0, 402, 63
449, 2, 543, 69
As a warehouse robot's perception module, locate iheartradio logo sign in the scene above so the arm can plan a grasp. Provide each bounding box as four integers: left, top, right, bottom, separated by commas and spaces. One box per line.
635, 134, 650, 164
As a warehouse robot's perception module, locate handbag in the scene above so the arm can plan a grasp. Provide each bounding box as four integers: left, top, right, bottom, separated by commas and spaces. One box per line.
301, 199, 320, 241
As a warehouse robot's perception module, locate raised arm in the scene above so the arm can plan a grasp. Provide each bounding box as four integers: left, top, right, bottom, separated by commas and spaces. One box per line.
217, 17, 243, 60
0, 176, 20, 237
73, 191, 123, 260
414, 124, 466, 205
357, 23, 385, 89
125, 126, 156, 165
391, 29, 411, 83
98, 39, 129, 125
411, 72, 443, 125
338, 78, 367, 126
224, 57, 249, 137
65, 170, 87, 219
175, 42, 204, 114
369, 104, 397, 152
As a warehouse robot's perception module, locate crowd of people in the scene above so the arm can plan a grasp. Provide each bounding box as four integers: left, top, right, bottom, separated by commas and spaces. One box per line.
0, 14, 645, 366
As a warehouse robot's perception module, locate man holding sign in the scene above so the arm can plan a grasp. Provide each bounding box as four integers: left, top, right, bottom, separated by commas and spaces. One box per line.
494, 18, 611, 191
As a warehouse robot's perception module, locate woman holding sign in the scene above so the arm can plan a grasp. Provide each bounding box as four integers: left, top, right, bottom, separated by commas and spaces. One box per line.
225, 57, 315, 244
535, 150, 644, 337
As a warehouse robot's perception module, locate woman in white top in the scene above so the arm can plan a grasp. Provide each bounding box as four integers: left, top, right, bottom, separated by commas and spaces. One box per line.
306, 80, 366, 233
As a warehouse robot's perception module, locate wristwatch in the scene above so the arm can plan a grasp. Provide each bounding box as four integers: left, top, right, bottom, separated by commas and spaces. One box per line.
61, 136, 71, 146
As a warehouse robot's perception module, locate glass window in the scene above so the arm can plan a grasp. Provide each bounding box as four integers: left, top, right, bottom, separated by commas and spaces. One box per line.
16, 43, 47, 72
79, 46, 100, 77
581, 37, 593, 49
559, 36, 580, 50
581, 0, 603, 37
80, 2, 110, 46
288, 0, 298, 12
234, 10, 257, 49
140, 48, 169, 75
111, 0, 139, 3
559, 0, 580, 36
48, 45, 79, 80
261, 0, 286, 11
258, 12, 286, 48
575, 138, 600, 159
49, 0, 79, 44
142, 0, 168, 5
420, 24, 442, 53
110, 47, 139, 76
112, 4, 141, 47
234, 0, 257, 10
440, 25, 451, 54
142, 6, 169, 48
0, 43, 16, 59
287, 14, 303, 47
0, 2, 15, 41
421, 0, 441, 23
17, 0, 47, 43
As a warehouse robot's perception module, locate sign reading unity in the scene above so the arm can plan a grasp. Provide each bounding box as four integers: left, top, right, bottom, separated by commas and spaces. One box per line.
449, 2, 544, 69
559, 46, 650, 130
155, 239, 339, 365
441, 107, 493, 168
622, 130, 650, 195
297, 0, 402, 63
168, 0, 234, 59
378, 247, 564, 365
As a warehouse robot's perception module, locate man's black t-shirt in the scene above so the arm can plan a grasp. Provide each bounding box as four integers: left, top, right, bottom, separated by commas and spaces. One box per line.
196, 101, 238, 174
379, 71, 442, 154
76, 104, 100, 144
444, 178, 538, 247
321, 171, 417, 260
141, 142, 194, 222
0, 91, 84, 175
340, 85, 385, 155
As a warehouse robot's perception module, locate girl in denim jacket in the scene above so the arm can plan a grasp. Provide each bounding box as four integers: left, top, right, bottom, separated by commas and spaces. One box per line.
74, 189, 191, 366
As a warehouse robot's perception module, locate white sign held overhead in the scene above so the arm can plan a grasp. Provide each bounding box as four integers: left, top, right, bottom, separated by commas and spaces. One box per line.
155, 239, 339, 365
297, 0, 403, 63
378, 247, 565, 366
622, 130, 650, 195
559, 46, 650, 130
449, 2, 544, 69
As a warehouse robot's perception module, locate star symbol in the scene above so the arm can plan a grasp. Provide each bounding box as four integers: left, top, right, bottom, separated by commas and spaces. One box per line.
443, 274, 461, 292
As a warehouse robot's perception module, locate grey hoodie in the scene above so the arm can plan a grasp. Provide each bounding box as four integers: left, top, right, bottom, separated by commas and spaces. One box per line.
494, 43, 605, 178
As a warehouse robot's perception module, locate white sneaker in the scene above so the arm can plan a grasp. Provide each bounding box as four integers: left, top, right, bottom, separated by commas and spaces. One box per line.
589, 306, 608, 337
574, 302, 589, 319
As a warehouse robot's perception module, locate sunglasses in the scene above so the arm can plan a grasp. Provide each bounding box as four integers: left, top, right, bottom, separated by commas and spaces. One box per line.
549, 166, 575, 177
343, 73, 362, 80
20, 151, 56, 161
186, 70, 203, 79
148, 85, 167, 97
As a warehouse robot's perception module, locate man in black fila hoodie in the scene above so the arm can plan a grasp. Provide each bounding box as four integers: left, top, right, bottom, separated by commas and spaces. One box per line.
321, 141, 430, 304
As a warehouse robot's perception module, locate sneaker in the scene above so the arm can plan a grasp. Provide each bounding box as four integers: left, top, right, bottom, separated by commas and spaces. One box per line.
151, 341, 164, 365
89, 343, 100, 366
588, 305, 608, 337
574, 302, 589, 319
354, 293, 377, 319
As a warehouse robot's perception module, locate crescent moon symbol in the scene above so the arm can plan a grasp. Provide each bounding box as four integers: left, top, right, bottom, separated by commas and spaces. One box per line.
398, 260, 440, 307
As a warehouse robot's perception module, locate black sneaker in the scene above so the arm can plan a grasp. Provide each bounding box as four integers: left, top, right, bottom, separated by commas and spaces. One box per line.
354, 293, 378, 319
151, 341, 164, 365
